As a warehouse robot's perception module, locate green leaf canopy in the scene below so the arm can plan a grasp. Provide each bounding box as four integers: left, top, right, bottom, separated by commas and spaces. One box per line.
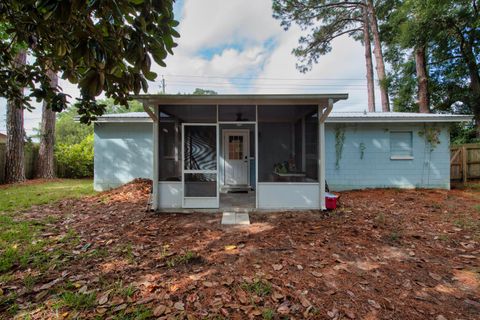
0, 0, 179, 123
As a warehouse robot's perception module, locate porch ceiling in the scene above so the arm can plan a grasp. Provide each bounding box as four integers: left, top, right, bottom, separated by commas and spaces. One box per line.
133, 93, 348, 106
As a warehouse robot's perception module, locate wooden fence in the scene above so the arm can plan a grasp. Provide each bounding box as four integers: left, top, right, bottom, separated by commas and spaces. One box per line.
0, 143, 39, 183
451, 143, 480, 182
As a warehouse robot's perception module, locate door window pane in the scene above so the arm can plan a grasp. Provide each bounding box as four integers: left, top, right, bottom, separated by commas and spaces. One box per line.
184, 126, 217, 170
228, 135, 243, 160
184, 173, 216, 197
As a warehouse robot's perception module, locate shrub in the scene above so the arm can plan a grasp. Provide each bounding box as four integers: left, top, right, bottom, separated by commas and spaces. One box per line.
55, 134, 94, 178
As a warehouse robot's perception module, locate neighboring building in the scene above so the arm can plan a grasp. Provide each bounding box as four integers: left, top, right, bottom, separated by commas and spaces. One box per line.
0, 133, 6, 144
92, 94, 471, 211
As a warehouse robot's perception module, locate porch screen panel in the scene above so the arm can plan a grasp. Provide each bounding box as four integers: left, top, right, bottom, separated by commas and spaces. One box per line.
183, 125, 217, 198
258, 105, 318, 182
161, 105, 216, 123
158, 104, 216, 181
304, 113, 318, 180
218, 105, 256, 121
184, 173, 216, 197
159, 121, 181, 181
184, 126, 217, 171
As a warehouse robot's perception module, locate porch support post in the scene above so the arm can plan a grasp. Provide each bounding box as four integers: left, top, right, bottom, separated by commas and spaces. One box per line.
255, 104, 259, 209
319, 99, 334, 210
144, 103, 159, 211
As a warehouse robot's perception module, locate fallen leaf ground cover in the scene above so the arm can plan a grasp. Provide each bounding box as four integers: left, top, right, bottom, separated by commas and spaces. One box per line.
0, 179, 479, 319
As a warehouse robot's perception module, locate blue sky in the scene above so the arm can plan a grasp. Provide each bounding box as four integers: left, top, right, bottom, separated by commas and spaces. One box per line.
0, 0, 380, 136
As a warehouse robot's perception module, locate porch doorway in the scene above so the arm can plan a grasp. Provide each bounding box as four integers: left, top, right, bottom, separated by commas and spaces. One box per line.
219, 123, 256, 210
223, 129, 249, 187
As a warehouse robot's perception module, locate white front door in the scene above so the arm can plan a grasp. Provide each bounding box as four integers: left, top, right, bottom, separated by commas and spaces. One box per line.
223, 130, 249, 186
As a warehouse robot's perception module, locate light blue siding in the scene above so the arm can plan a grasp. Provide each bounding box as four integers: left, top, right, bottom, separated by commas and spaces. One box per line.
325, 123, 450, 190
94, 122, 153, 191
93, 121, 451, 193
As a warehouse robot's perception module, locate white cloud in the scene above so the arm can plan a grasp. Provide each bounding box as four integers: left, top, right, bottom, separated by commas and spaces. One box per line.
161, 46, 267, 77
177, 0, 280, 53
155, 45, 269, 93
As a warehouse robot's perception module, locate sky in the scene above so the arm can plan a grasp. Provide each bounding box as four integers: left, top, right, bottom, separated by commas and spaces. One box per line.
0, 0, 381, 136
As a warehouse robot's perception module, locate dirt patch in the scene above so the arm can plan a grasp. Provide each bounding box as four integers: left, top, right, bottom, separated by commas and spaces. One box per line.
3, 181, 480, 319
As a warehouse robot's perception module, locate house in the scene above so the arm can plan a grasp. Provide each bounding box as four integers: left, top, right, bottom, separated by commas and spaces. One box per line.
0, 133, 6, 144
93, 94, 471, 211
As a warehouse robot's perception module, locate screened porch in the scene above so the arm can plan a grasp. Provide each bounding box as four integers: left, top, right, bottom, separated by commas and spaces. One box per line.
136, 94, 347, 211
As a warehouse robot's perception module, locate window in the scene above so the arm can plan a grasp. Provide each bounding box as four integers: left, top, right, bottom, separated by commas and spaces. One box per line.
390, 131, 413, 159
228, 135, 244, 160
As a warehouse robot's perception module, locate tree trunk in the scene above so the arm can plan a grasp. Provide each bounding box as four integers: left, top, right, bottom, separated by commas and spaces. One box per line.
362, 3, 375, 112
458, 34, 480, 137
366, 0, 390, 112
4, 50, 27, 184
465, 54, 480, 137
36, 70, 58, 179
415, 46, 430, 113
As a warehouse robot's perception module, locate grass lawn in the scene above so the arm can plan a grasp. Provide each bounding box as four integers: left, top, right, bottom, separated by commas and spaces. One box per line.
0, 179, 95, 213
0, 179, 95, 316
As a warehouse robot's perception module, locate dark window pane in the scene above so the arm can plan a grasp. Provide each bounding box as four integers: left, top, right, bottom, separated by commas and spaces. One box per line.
185, 173, 216, 197
159, 121, 181, 181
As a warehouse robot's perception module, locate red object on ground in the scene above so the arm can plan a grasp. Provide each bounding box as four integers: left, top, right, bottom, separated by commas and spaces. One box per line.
325, 193, 339, 210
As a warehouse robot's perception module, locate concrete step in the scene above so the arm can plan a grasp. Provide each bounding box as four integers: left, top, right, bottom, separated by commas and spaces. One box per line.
221, 212, 250, 225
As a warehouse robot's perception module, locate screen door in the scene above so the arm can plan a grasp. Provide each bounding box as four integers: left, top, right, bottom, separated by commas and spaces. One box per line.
182, 124, 219, 208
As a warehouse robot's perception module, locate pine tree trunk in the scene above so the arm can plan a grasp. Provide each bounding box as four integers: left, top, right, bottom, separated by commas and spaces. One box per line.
36, 70, 58, 179
366, 0, 390, 112
362, 3, 375, 112
4, 50, 27, 184
459, 35, 480, 137
465, 55, 480, 137
415, 46, 430, 113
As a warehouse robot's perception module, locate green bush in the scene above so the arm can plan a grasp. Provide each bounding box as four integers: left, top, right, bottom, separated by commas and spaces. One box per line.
55, 134, 94, 178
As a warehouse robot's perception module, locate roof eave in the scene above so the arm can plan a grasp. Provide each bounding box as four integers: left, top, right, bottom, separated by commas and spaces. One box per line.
94, 118, 153, 123
326, 115, 473, 123
132, 93, 349, 105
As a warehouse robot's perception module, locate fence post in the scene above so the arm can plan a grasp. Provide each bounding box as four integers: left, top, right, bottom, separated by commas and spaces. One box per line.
462, 146, 468, 184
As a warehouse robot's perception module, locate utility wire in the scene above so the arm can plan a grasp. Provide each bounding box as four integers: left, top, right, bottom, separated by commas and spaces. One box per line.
163, 79, 368, 87
162, 82, 368, 91
164, 74, 369, 81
